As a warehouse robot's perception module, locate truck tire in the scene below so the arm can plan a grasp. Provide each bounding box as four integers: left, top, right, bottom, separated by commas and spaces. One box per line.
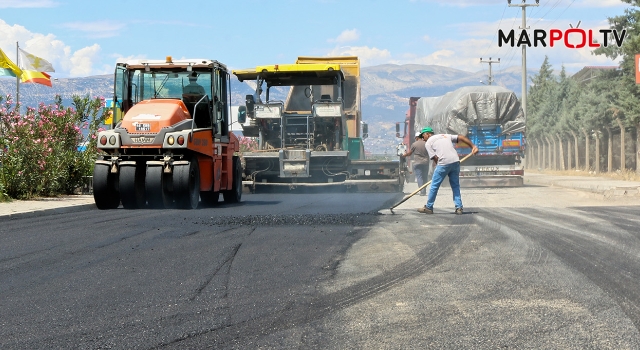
174, 157, 200, 209
119, 163, 146, 209
93, 163, 120, 210
146, 165, 173, 209
223, 156, 242, 203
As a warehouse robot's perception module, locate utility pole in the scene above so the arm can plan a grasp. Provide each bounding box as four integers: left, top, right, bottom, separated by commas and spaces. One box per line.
508, 0, 538, 120
16, 41, 20, 107
480, 57, 500, 85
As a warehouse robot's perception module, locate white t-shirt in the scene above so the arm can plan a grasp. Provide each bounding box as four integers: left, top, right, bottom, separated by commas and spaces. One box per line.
425, 134, 460, 165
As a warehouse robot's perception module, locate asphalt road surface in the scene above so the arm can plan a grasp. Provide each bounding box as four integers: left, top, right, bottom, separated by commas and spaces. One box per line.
1, 186, 640, 349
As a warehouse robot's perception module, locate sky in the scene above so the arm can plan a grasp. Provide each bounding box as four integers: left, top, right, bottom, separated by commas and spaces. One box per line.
0, 0, 633, 81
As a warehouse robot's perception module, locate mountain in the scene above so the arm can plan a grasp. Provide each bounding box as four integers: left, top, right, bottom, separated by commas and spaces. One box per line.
0, 64, 533, 154
358, 64, 531, 154
0, 75, 113, 111
360, 64, 529, 123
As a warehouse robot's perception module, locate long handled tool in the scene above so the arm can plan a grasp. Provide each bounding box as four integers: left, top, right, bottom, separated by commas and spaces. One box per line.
389, 153, 473, 214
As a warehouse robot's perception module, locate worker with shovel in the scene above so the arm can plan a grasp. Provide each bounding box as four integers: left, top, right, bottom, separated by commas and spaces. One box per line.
418, 127, 478, 215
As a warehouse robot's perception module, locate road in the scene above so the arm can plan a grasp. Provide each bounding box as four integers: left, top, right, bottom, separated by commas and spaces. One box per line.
1, 186, 640, 349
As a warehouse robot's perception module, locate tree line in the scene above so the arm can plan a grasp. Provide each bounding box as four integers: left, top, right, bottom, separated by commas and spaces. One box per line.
526, 0, 640, 175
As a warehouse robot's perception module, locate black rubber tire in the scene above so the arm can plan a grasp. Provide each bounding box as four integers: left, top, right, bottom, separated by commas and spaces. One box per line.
163, 171, 176, 209
174, 157, 200, 209
93, 163, 120, 210
222, 156, 242, 203
119, 163, 146, 209
145, 165, 173, 209
200, 191, 219, 207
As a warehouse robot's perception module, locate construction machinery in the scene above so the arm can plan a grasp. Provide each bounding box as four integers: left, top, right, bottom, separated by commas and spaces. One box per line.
93, 56, 242, 209
232, 56, 404, 192
399, 85, 526, 187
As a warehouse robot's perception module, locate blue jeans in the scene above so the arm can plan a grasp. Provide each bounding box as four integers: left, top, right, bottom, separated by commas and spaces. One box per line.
426, 161, 462, 210
413, 163, 429, 195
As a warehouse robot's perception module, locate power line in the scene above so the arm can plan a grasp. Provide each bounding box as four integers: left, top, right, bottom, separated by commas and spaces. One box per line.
530, 0, 563, 27
542, 0, 577, 31
481, 3, 508, 58
492, 13, 520, 61
496, 46, 519, 81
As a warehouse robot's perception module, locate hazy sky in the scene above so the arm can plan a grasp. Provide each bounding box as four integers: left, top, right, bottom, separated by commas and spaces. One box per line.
0, 0, 631, 79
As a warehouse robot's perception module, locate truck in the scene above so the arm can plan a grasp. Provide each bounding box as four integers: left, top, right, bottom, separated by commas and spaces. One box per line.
92, 56, 242, 209
232, 56, 405, 192
399, 85, 526, 187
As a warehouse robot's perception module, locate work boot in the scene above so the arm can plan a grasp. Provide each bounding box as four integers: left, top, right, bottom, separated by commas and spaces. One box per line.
418, 206, 433, 214
455, 208, 463, 215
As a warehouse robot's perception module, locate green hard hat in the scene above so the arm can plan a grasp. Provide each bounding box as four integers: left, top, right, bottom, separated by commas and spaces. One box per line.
421, 127, 434, 134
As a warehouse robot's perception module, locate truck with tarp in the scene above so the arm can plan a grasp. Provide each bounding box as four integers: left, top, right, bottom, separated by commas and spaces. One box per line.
233, 56, 404, 192
399, 85, 526, 186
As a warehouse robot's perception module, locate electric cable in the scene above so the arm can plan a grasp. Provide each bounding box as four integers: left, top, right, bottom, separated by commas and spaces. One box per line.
530, 0, 564, 28
541, 0, 577, 31
481, 3, 509, 58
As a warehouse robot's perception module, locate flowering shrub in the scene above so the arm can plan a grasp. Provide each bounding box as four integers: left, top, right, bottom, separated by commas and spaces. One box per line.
0, 94, 108, 199
238, 136, 258, 153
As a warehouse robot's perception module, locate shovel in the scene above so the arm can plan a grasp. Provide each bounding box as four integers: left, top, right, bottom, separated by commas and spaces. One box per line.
389, 153, 473, 214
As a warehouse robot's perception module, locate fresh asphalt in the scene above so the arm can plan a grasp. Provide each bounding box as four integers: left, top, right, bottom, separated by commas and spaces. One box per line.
1, 172, 639, 220
1, 175, 640, 348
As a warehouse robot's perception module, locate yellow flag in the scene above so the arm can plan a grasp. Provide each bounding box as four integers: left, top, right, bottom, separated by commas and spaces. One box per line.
0, 48, 22, 77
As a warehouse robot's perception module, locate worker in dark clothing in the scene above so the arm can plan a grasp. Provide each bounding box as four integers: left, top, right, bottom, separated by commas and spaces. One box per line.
183, 73, 206, 95
401, 131, 431, 196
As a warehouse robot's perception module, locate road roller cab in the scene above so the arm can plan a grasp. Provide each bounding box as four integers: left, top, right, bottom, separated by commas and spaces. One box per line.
93, 56, 242, 209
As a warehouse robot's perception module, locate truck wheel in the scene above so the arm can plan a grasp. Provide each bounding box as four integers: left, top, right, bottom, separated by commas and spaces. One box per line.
93, 163, 120, 210
174, 157, 200, 209
146, 165, 173, 209
120, 163, 146, 209
223, 156, 242, 203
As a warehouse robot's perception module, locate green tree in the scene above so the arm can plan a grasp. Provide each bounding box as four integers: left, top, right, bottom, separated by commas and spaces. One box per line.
558, 69, 585, 169
594, 0, 640, 173
527, 56, 558, 141
70, 95, 109, 194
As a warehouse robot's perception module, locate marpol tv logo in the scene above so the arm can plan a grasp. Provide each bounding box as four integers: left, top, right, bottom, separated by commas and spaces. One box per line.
498, 24, 626, 49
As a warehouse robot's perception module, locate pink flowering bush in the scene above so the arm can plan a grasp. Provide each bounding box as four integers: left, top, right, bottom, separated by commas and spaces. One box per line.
238, 136, 258, 153
0, 94, 108, 199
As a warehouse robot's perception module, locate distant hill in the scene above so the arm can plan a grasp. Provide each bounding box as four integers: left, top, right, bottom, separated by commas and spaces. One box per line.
0, 64, 533, 154
360, 64, 528, 122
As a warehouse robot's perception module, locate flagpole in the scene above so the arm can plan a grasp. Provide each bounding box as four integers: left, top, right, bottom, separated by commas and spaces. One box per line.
16, 41, 19, 108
